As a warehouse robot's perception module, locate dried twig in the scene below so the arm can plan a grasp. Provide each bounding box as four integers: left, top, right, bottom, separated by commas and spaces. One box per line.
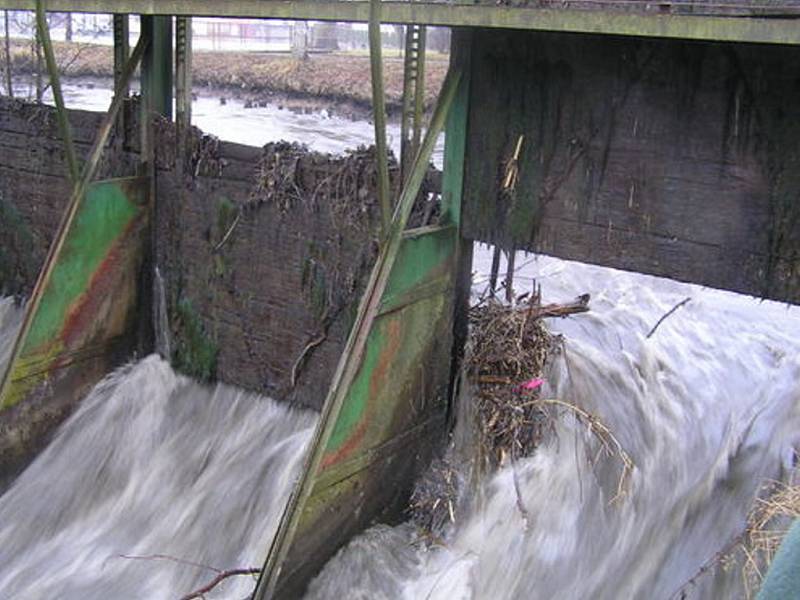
646, 297, 691, 338
178, 568, 261, 600
116, 553, 260, 600
535, 398, 634, 504
213, 212, 241, 252
117, 553, 220, 574
502, 135, 525, 191
290, 330, 327, 388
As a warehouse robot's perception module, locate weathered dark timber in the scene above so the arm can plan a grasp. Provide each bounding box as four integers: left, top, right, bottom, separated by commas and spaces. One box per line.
154, 140, 387, 411
462, 30, 800, 303
0, 98, 443, 411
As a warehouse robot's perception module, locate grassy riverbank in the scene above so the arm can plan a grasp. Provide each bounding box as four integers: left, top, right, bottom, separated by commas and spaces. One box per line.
5, 39, 448, 117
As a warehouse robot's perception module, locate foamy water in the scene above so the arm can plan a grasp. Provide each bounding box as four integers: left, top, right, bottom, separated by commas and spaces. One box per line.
0, 356, 316, 600
307, 249, 800, 600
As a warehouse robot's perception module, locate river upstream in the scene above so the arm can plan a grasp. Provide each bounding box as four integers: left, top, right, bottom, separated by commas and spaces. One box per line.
0, 81, 798, 599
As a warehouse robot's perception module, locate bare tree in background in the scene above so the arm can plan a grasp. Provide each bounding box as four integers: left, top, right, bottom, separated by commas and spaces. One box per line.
32, 12, 43, 102
3, 10, 12, 97
291, 21, 308, 60
5, 11, 107, 102
64, 12, 72, 42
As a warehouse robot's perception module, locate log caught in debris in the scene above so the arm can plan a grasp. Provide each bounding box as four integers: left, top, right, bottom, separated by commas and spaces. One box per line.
526, 294, 591, 319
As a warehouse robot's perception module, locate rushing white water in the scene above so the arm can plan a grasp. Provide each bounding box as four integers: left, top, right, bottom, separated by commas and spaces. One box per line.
308, 249, 800, 600
0, 356, 315, 600
154, 266, 172, 360
0, 297, 23, 372
4, 87, 798, 598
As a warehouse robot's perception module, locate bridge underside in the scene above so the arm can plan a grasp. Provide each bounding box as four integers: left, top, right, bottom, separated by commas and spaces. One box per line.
3, 0, 800, 45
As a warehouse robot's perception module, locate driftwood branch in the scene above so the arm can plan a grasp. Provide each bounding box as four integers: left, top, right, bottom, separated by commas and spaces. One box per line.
647, 297, 691, 338
178, 568, 261, 600
667, 533, 744, 600
214, 212, 241, 252
290, 330, 327, 388
117, 553, 220, 574
526, 294, 590, 319
117, 553, 260, 600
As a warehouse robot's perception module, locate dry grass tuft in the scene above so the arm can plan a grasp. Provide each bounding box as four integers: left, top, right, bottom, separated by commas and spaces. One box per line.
670, 474, 800, 600
740, 479, 800, 597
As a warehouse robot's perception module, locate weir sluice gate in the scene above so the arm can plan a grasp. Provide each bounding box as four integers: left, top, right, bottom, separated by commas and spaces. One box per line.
0, 1, 798, 598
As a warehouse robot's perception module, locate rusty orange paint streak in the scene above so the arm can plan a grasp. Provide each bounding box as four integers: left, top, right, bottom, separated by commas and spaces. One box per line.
319, 318, 403, 471
59, 217, 142, 352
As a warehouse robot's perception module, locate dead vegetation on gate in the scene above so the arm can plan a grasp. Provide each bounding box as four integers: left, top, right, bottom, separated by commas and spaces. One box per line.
672, 475, 800, 599
250, 141, 441, 228
467, 298, 558, 466
411, 289, 634, 534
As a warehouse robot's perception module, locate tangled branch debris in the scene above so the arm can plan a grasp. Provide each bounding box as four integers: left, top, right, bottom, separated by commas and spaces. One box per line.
250, 141, 440, 228
466, 298, 559, 466
410, 291, 634, 534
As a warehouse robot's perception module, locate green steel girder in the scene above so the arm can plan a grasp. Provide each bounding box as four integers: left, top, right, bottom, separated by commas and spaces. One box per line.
141, 15, 173, 121
254, 66, 463, 599
1, 1, 799, 45
0, 177, 149, 411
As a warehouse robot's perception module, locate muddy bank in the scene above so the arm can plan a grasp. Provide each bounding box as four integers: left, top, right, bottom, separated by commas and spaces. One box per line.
6, 39, 448, 119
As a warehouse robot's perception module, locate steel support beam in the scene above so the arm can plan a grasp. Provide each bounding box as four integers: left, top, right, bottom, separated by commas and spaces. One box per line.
113, 14, 129, 139
140, 14, 172, 120
36, 0, 79, 182
2, 1, 800, 45
175, 16, 192, 137
368, 0, 391, 237
113, 14, 129, 96
400, 24, 426, 183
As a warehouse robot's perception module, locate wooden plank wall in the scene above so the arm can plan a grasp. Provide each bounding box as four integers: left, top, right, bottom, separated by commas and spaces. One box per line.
0, 98, 385, 410
461, 30, 800, 303
154, 141, 384, 410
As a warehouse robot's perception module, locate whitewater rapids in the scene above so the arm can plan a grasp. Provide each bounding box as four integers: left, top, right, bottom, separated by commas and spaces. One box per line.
0, 353, 315, 600
307, 250, 800, 600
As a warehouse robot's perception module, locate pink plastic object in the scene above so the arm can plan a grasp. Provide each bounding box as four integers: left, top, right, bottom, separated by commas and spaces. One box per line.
516, 378, 544, 392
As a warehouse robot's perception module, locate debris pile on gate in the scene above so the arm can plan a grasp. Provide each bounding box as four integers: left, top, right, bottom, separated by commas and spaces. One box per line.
410, 290, 592, 534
